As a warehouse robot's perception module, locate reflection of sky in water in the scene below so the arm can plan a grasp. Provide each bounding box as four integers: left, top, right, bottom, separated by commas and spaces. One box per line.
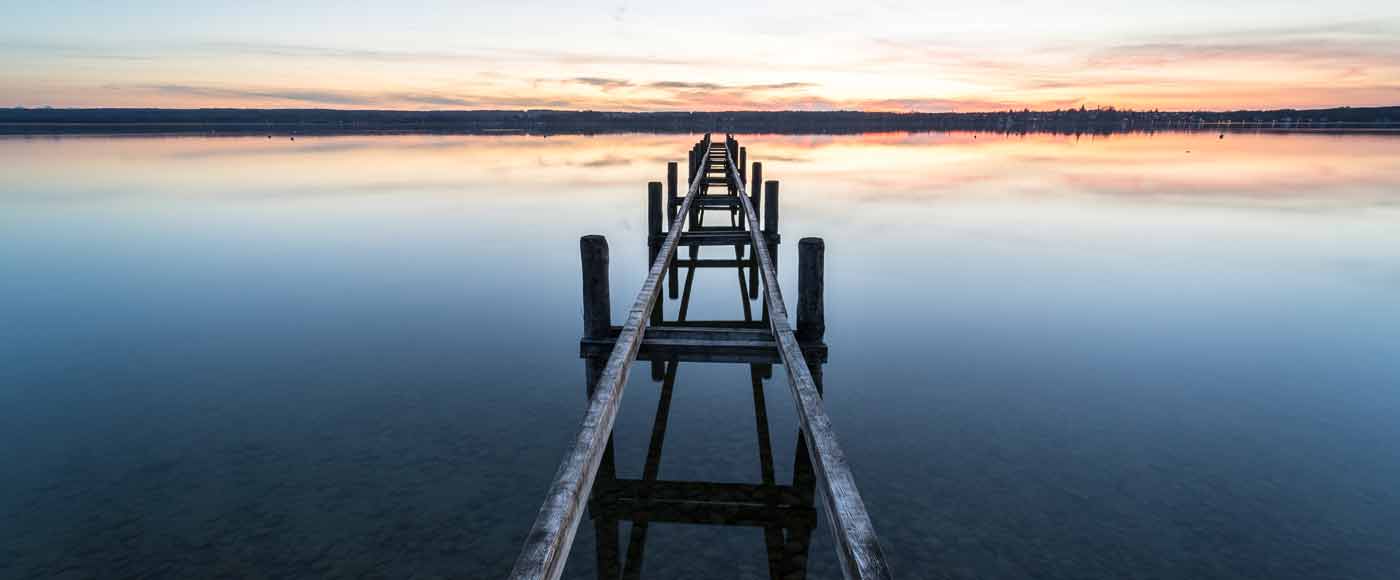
1, 133, 1398, 579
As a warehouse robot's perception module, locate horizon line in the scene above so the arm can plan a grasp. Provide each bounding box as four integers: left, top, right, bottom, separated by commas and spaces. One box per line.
7, 104, 1399, 115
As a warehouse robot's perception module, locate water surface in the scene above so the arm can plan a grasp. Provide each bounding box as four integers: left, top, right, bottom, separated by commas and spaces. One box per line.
2, 131, 1398, 579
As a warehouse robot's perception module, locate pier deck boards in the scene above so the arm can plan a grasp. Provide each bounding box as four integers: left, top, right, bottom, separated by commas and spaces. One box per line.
510, 134, 890, 580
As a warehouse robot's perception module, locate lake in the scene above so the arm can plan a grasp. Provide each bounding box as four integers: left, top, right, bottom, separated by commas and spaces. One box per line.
2, 131, 1398, 579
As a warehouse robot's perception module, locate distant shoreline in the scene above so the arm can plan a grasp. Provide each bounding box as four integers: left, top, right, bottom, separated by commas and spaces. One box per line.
2, 106, 1397, 136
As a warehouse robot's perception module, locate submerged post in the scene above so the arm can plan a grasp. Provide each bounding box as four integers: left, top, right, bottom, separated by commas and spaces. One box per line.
797, 238, 825, 343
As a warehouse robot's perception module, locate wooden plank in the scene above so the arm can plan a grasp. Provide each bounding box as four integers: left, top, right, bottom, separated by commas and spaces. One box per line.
677, 231, 779, 246
652, 319, 769, 330
674, 258, 746, 268
509, 135, 712, 580
723, 147, 893, 580
593, 497, 817, 528
697, 197, 742, 207
598, 479, 802, 505
580, 336, 827, 365
692, 224, 744, 232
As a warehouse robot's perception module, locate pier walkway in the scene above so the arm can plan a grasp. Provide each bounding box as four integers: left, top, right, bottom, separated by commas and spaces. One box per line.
510, 135, 891, 580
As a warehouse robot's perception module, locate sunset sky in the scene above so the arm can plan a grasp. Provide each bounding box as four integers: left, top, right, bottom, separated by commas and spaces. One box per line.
3, 0, 1399, 112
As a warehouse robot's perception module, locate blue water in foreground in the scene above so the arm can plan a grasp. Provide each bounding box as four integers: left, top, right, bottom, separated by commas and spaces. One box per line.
2, 132, 1399, 579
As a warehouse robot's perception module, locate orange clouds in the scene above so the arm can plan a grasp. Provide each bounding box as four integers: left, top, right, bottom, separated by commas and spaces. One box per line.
4, 21, 1400, 112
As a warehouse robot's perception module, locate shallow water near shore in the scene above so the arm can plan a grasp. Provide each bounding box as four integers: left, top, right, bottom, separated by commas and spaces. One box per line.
2, 131, 1399, 579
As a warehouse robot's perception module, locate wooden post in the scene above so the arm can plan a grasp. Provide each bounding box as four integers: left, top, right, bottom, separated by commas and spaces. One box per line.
739, 147, 747, 183
667, 162, 679, 218
647, 182, 665, 380
748, 162, 762, 299
764, 180, 779, 289
797, 238, 825, 343
647, 181, 663, 239
647, 181, 665, 333
581, 234, 614, 390
581, 235, 611, 340
763, 180, 780, 236
750, 162, 763, 222
667, 162, 680, 299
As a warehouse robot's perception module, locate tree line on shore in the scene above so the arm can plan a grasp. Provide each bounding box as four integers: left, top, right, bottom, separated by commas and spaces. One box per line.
3, 105, 1396, 134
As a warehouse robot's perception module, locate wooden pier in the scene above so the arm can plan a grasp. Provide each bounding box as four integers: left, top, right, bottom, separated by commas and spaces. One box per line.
510, 135, 891, 580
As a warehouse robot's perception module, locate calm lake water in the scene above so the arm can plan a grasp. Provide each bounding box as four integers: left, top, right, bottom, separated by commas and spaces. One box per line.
2, 131, 1399, 579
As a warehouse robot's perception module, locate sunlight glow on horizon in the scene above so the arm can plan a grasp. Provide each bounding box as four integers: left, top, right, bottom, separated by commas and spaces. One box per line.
3, 1, 1399, 112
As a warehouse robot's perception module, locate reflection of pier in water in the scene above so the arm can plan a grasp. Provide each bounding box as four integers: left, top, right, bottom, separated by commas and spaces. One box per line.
513, 135, 890, 580
589, 360, 819, 579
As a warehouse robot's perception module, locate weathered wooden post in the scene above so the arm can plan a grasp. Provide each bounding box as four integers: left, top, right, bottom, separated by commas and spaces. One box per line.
687, 147, 696, 184
648, 181, 664, 241
763, 180, 779, 236
647, 182, 665, 380
763, 180, 780, 280
739, 146, 747, 183
798, 238, 826, 396
667, 162, 680, 299
797, 238, 825, 343
581, 235, 611, 389
667, 162, 679, 215
748, 162, 762, 298
581, 235, 610, 339
579, 234, 620, 576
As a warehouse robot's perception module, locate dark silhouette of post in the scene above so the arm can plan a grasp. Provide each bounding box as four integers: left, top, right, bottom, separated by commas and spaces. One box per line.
647, 182, 666, 380
581, 235, 621, 578
763, 180, 780, 237
648, 181, 664, 239
798, 237, 826, 393
581, 235, 611, 343
748, 162, 763, 298
797, 238, 825, 343
687, 146, 696, 185
667, 162, 680, 299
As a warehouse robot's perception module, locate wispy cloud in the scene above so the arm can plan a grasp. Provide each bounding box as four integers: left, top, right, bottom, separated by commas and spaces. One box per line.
11, 15, 1400, 112
570, 77, 633, 89
120, 84, 376, 106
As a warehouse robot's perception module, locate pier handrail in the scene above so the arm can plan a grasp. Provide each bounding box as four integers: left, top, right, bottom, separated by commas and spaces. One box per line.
508, 134, 711, 580
722, 136, 893, 580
